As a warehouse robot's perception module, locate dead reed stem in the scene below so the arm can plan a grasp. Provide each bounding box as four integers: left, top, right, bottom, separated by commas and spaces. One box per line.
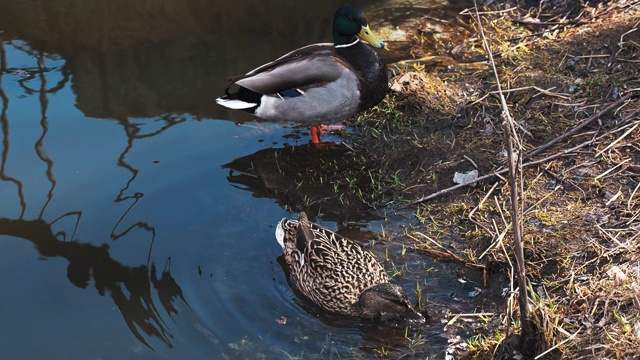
474, 0, 536, 356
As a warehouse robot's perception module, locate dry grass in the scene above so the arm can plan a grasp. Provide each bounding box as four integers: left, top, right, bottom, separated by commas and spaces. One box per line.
346, 0, 640, 358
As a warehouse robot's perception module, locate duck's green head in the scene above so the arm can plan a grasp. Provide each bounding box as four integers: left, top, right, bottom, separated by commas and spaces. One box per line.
333, 5, 385, 48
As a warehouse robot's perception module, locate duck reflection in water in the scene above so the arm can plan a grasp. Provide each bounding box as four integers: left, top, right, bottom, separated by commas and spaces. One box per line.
223, 142, 383, 223
0, 216, 189, 350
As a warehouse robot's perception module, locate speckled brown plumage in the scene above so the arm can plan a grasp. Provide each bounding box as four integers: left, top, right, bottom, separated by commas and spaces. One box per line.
275, 212, 423, 320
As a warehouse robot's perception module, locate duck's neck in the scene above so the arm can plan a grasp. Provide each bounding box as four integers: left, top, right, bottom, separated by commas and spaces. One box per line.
334, 38, 359, 49
332, 24, 359, 47
334, 40, 376, 74
335, 41, 389, 111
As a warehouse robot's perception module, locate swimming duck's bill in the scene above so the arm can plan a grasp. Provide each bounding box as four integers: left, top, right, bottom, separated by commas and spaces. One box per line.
358, 283, 423, 320
359, 25, 385, 49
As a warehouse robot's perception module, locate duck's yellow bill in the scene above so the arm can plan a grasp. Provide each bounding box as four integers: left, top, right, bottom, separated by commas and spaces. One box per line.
359, 25, 385, 49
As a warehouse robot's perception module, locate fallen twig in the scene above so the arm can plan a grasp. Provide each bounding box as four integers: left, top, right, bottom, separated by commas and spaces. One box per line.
468, 86, 571, 107
525, 92, 638, 160
407, 232, 485, 269
468, 182, 499, 236
402, 102, 639, 207
534, 328, 582, 360
594, 111, 640, 157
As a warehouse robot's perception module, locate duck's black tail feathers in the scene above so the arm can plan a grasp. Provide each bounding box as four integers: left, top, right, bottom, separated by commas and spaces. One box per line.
215, 86, 261, 112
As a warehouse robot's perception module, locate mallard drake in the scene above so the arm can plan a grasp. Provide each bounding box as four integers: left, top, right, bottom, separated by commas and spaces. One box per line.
275, 212, 423, 320
216, 5, 389, 143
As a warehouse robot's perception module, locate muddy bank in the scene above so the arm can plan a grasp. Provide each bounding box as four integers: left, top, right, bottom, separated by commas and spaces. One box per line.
346, 0, 640, 358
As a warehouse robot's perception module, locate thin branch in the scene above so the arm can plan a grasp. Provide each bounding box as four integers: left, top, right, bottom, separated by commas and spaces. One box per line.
474, 1, 533, 354
402, 111, 639, 207
525, 93, 638, 160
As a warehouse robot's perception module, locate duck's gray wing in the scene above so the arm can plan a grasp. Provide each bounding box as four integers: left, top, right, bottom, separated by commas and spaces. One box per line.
229, 44, 348, 95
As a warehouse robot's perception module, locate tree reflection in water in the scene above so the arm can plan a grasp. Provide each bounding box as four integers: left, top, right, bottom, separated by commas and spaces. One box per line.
0, 40, 191, 350
0, 216, 188, 349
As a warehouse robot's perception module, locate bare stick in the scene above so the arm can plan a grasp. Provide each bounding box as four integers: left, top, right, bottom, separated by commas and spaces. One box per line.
525, 93, 637, 160
474, 1, 534, 355
469, 182, 500, 236
402, 112, 639, 207
410, 231, 485, 269
594, 111, 640, 157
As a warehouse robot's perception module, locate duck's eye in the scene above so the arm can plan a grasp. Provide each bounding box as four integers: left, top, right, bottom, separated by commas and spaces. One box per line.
391, 298, 404, 305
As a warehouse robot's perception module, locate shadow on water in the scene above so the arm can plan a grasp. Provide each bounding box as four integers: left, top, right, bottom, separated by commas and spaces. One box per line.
0, 216, 191, 351
223, 142, 383, 223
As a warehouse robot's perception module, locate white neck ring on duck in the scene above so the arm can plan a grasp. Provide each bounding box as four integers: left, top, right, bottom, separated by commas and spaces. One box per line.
334, 38, 359, 49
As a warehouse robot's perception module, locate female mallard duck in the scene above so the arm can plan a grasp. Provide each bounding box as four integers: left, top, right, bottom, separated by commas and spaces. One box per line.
275, 212, 423, 320
216, 5, 389, 143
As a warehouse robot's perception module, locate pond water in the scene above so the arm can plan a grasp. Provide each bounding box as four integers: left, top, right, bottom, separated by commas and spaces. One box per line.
0, 0, 486, 358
